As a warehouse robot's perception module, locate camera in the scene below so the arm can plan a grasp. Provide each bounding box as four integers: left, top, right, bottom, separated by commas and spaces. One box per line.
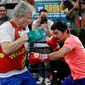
40, 16, 47, 24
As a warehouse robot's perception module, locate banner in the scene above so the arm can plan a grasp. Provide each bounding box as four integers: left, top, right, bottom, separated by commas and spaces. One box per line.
33, 1, 69, 22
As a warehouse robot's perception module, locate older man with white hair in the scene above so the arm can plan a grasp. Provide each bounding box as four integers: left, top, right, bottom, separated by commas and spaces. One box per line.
0, 1, 38, 85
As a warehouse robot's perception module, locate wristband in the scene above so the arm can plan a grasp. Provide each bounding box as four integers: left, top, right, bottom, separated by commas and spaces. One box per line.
41, 54, 49, 62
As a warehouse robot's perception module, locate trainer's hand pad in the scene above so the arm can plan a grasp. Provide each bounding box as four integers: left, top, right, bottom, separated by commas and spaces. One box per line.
27, 29, 45, 43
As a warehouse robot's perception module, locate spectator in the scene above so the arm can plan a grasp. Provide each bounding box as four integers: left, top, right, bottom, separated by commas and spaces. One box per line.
60, 0, 77, 10
32, 9, 53, 40
0, 4, 10, 25
66, 1, 85, 47
0, 1, 37, 85
60, 0, 78, 36
0, 0, 21, 18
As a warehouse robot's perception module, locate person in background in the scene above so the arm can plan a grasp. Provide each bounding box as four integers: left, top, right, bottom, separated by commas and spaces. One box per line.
32, 9, 53, 40
0, 1, 37, 85
32, 8, 53, 84
60, 0, 78, 11
0, 0, 21, 19
0, 4, 10, 25
60, 0, 78, 35
66, 1, 85, 47
29, 21, 85, 85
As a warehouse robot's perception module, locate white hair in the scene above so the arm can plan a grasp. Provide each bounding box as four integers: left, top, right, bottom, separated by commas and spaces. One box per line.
13, 1, 34, 17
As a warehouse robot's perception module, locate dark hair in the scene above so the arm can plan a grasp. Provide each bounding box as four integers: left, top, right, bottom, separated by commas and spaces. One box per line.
51, 21, 69, 33
39, 9, 48, 15
0, 4, 7, 9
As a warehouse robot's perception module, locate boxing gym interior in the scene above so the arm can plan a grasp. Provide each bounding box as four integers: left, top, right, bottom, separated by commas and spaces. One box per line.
0, 0, 85, 85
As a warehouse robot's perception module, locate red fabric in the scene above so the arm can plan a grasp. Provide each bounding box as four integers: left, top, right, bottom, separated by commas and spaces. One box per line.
76, 16, 85, 28
0, 21, 26, 72
29, 52, 49, 65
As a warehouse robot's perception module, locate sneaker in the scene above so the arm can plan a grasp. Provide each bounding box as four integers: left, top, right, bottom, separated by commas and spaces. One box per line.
37, 77, 44, 84
44, 77, 51, 85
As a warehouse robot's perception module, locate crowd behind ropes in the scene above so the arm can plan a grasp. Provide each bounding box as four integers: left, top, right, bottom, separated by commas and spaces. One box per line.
0, 0, 85, 85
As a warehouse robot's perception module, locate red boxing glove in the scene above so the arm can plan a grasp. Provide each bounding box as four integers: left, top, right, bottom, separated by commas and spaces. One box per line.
47, 36, 60, 51
28, 52, 49, 65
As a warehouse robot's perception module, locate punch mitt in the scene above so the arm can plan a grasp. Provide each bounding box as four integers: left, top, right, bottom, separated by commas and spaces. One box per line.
28, 29, 45, 43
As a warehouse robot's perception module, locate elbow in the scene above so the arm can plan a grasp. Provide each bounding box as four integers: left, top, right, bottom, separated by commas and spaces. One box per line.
60, 6, 65, 10
61, 7, 66, 10
3, 49, 10, 55
60, 3, 65, 10
2, 48, 12, 55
